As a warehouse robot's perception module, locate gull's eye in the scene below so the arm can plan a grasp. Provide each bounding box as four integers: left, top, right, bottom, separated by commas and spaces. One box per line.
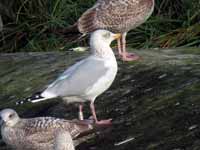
103, 32, 111, 38
9, 113, 15, 118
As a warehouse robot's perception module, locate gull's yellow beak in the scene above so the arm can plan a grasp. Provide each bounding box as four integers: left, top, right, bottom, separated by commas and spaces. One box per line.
113, 33, 121, 40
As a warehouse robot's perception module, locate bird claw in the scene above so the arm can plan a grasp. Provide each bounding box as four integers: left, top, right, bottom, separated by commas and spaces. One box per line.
78, 117, 112, 126
76, 119, 95, 125
120, 52, 141, 61
95, 119, 112, 125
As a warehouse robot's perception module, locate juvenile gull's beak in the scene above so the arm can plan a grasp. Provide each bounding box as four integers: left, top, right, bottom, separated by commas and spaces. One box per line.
113, 33, 121, 40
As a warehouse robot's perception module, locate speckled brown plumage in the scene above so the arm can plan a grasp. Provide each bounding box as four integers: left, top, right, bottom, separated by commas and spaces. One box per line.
78, 0, 154, 34
54, 130, 75, 150
0, 109, 93, 150
78, 0, 154, 61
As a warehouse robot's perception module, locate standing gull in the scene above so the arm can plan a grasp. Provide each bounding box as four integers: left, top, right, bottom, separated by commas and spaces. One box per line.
0, 108, 92, 150
17, 30, 120, 125
69, 0, 154, 61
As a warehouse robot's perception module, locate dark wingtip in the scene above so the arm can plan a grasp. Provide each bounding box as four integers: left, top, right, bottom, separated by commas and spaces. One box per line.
15, 92, 43, 106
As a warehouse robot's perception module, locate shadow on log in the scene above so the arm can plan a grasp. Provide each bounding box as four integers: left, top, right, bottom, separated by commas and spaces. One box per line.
0, 48, 200, 150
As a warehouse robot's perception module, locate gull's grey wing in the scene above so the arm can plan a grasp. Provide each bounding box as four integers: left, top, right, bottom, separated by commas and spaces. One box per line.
43, 56, 108, 97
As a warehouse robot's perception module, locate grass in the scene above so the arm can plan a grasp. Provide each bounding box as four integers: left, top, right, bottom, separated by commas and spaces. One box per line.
0, 0, 199, 52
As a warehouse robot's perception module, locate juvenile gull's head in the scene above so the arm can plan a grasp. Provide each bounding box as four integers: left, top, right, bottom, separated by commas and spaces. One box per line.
0, 108, 20, 127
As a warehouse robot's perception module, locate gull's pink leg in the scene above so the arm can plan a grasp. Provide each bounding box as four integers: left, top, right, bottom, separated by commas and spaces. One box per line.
90, 101, 112, 125
79, 104, 84, 120
76, 104, 94, 125
117, 37, 122, 56
121, 32, 140, 61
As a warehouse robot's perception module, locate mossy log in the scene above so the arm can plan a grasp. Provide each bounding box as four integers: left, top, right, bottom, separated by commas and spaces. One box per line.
0, 48, 200, 150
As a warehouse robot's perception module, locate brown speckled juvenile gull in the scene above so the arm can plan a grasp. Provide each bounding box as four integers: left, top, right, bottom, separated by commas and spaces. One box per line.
78, 0, 155, 61
54, 130, 75, 150
0, 109, 92, 150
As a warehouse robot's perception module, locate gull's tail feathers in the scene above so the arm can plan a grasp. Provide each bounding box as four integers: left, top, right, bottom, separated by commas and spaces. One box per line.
16, 92, 55, 105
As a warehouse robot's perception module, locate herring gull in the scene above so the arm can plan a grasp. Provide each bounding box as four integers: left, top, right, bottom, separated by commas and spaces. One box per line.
17, 30, 120, 125
77, 0, 155, 61
0, 108, 92, 150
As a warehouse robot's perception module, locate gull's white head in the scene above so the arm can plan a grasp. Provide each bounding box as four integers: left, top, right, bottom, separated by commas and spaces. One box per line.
90, 29, 121, 46
0, 109, 20, 127
90, 30, 121, 56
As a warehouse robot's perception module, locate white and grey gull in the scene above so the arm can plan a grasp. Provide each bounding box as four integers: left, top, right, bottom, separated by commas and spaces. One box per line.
17, 30, 120, 125
0, 108, 93, 150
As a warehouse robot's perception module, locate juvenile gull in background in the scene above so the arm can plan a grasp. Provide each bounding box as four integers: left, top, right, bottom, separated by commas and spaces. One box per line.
17, 30, 120, 125
77, 0, 155, 61
0, 108, 92, 150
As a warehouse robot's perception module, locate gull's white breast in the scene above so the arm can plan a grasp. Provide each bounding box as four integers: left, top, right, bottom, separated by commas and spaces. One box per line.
85, 58, 118, 101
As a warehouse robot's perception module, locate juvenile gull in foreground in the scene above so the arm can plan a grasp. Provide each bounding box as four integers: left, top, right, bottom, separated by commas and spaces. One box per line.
17, 30, 120, 124
0, 109, 92, 150
54, 130, 75, 150
76, 0, 155, 61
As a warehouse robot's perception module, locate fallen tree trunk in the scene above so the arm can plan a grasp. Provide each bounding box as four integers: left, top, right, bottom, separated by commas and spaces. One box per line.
0, 48, 200, 150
